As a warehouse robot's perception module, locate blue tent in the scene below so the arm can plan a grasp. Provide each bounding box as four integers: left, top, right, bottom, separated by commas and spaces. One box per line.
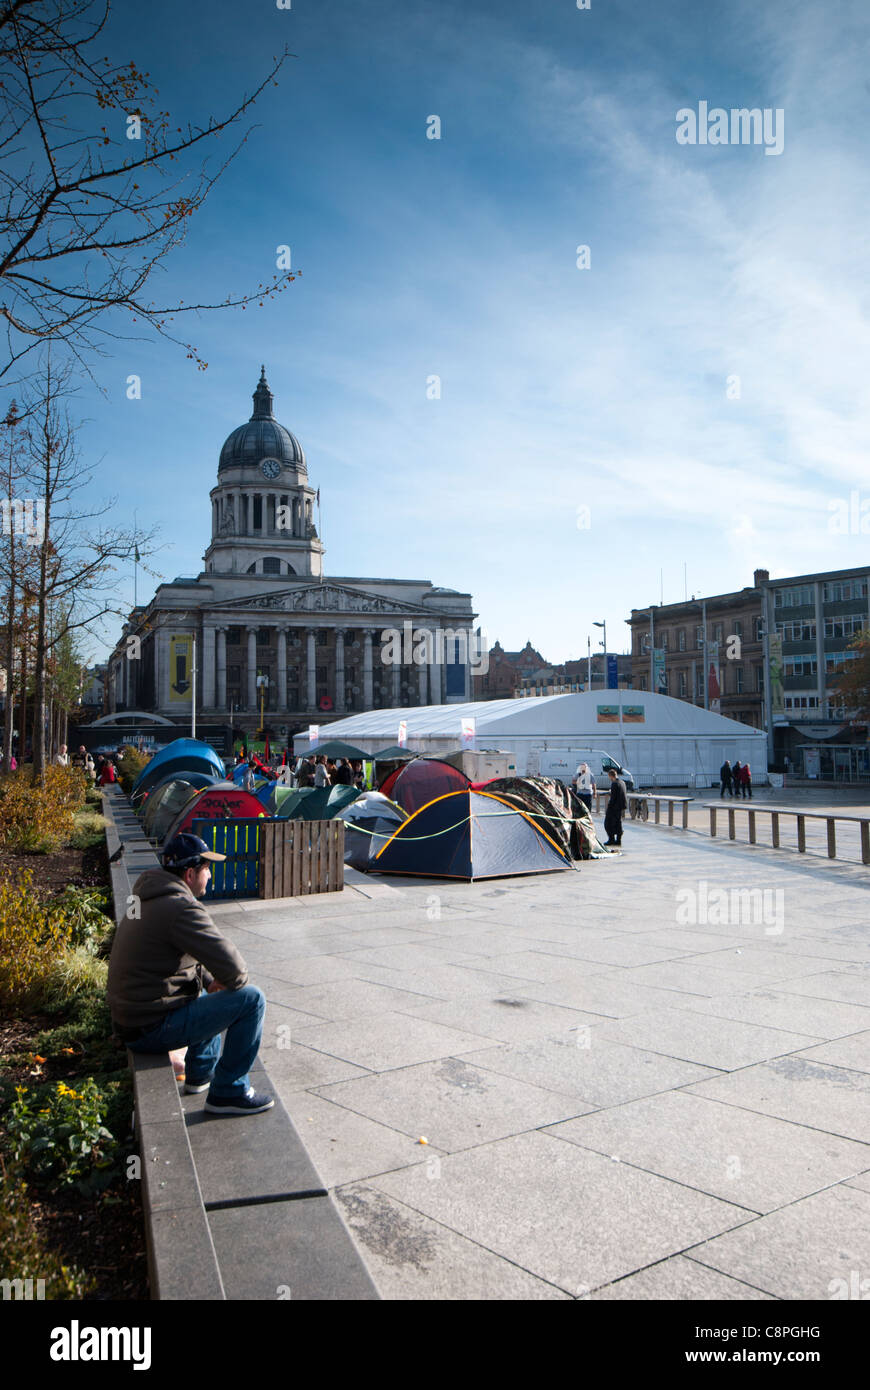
130, 739, 225, 802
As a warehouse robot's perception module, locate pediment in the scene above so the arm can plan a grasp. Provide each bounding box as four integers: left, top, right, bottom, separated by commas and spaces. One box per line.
212, 583, 427, 617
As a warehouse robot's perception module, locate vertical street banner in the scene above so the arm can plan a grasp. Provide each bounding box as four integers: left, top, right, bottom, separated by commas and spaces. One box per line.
308, 723, 320, 748
460, 717, 475, 748
653, 647, 666, 695
397, 719, 407, 747
769, 633, 786, 722
707, 641, 721, 713
606, 654, 618, 689
169, 634, 192, 703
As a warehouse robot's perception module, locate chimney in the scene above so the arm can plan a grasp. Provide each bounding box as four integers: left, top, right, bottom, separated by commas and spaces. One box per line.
753, 568, 769, 588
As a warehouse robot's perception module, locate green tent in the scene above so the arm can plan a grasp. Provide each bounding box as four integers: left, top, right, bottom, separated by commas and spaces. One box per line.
297, 739, 367, 760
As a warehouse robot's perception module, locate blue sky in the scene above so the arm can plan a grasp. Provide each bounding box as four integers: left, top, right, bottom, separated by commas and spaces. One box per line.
56, 0, 870, 664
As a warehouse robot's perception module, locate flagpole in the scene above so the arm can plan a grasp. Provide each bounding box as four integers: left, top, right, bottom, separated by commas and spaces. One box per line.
133, 508, 138, 608
317, 488, 322, 584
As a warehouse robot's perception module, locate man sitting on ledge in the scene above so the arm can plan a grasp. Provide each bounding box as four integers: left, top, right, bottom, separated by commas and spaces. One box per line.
107, 833, 274, 1116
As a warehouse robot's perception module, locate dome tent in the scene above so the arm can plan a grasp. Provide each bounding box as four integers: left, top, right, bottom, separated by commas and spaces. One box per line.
161, 782, 268, 845
339, 791, 408, 870
370, 789, 575, 881
378, 757, 469, 814
142, 775, 218, 841
131, 738, 224, 802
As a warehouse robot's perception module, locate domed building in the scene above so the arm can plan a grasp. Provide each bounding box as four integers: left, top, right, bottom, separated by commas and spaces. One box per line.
102, 368, 477, 751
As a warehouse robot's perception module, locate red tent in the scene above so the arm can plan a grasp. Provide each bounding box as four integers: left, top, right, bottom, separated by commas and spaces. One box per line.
162, 783, 268, 844
378, 757, 469, 815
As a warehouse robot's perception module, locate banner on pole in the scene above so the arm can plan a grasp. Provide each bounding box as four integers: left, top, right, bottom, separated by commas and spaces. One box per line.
397, 720, 407, 748
460, 717, 475, 748
308, 724, 320, 748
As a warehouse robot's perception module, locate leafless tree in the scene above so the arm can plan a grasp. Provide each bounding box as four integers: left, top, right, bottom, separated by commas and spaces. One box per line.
0, 0, 297, 379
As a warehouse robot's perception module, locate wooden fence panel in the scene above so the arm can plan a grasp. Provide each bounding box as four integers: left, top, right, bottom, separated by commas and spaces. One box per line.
258, 820, 345, 898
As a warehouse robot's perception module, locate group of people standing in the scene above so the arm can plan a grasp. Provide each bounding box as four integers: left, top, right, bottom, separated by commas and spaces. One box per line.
572, 761, 627, 848
236, 751, 366, 793
719, 759, 752, 798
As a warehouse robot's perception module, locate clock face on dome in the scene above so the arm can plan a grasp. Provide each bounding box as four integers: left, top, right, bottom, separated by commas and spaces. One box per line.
260, 457, 282, 479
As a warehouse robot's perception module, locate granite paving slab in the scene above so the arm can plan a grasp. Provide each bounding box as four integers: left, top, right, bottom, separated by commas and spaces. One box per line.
334, 1183, 570, 1299
281, 1092, 442, 1187
318, 1054, 593, 1151
291, 1012, 499, 1072
608, 960, 790, 997
207, 1197, 379, 1300
590, 1006, 820, 1070
775, 971, 870, 1008
545, 1091, 870, 1212
455, 1034, 716, 1105
792, 1031, 870, 1073
182, 1076, 325, 1205
844, 1170, 870, 1194
676, 988, 870, 1039
687, 1184, 870, 1300
370, 1130, 753, 1295
399, 994, 604, 1045
685, 1057, 870, 1142
504, 973, 699, 1017
479, 951, 624, 986
272, 977, 445, 1023
587, 1256, 774, 1300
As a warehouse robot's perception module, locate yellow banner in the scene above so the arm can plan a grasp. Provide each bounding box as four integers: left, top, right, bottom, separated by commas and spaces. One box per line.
169, 634, 193, 703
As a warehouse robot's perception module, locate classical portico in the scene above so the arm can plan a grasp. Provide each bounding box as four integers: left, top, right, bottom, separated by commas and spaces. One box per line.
107, 369, 477, 739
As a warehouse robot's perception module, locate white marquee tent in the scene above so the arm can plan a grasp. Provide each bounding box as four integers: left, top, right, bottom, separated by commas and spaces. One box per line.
296, 691, 769, 788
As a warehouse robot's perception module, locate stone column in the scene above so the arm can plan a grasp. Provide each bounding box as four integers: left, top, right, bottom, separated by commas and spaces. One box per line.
216, 627, 227, 712
247, 627, 257, 710
307, 629, 316, 711
277, 627, 288, 710
429, 646, 443, 705
391, 659, 401, 707
418, 660, 429, 706
335, 629, 345, 713
202, 624, 216, 708
161, 626, 172, 709
363, 629, 374, 708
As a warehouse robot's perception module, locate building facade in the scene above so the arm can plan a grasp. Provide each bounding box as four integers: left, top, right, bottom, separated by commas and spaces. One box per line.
628, 573, 765, 728
104, 369, 477, 744
760, 565, 870, 778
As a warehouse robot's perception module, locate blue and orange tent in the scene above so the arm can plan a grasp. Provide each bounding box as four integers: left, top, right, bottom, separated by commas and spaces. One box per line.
368, 788, 575, 881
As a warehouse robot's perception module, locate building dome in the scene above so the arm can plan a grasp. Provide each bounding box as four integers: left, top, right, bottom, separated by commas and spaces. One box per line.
218, 367, 307, 473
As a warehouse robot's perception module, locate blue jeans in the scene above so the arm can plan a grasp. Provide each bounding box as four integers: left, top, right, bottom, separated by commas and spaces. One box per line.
128, 986, 266, 1098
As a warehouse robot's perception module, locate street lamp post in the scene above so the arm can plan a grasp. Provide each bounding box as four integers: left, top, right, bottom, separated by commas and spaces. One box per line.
593, 621, 607, 689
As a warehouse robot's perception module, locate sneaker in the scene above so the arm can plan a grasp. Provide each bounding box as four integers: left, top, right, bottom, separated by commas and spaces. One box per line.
183, 1079, 212, 1094
204, 1088, 275, 1116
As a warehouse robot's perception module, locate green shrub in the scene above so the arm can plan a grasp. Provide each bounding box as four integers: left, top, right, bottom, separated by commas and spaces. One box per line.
0, 872, 69, 1011
53, 886, 113, 953
40, 948, 108, 1010
116, 746, 149, 796
68, 808, 107, 850
0, 765, 87, 853
8, 1077, 120, 1192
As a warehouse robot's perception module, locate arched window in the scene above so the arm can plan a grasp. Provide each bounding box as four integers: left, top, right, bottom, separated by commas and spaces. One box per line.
263, 556, 281, 574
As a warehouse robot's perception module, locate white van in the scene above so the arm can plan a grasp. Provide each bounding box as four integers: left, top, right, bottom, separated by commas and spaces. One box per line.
535, 748, 636, 792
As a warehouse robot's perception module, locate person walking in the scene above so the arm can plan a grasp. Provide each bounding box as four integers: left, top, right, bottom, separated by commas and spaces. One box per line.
732, 760, 742, 798
313, 756, 329, 789
740, 762, 752, 798
573, 762, 595, 814
603, 766, 627, 847
107, 833, 273, 1115
243, 759, 257, 793
719, 760, 733, 798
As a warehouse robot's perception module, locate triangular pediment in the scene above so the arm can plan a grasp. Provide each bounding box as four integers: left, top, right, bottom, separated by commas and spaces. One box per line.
212, 583, 428, 617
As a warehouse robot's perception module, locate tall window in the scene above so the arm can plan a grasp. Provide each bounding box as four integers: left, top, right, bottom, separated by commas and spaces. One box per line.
678, 629, 686, 651
678, 670, 687, 697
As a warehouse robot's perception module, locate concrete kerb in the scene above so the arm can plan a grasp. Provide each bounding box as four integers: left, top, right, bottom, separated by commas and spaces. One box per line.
101, 787, 379, 1301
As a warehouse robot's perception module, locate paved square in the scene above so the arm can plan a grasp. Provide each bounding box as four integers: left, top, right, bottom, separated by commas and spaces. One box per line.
219, 820, 870, 1299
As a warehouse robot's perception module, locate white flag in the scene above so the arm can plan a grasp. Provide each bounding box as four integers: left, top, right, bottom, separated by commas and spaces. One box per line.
398, 720, 407, 748
460, 717, 475, 748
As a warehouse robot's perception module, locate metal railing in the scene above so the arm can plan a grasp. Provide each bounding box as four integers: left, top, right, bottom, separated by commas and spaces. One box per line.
708, 804, 870, 864
592, 791, 692, 829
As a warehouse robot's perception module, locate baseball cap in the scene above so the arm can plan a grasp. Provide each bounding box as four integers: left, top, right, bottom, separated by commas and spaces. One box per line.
162, 833, 227, 870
